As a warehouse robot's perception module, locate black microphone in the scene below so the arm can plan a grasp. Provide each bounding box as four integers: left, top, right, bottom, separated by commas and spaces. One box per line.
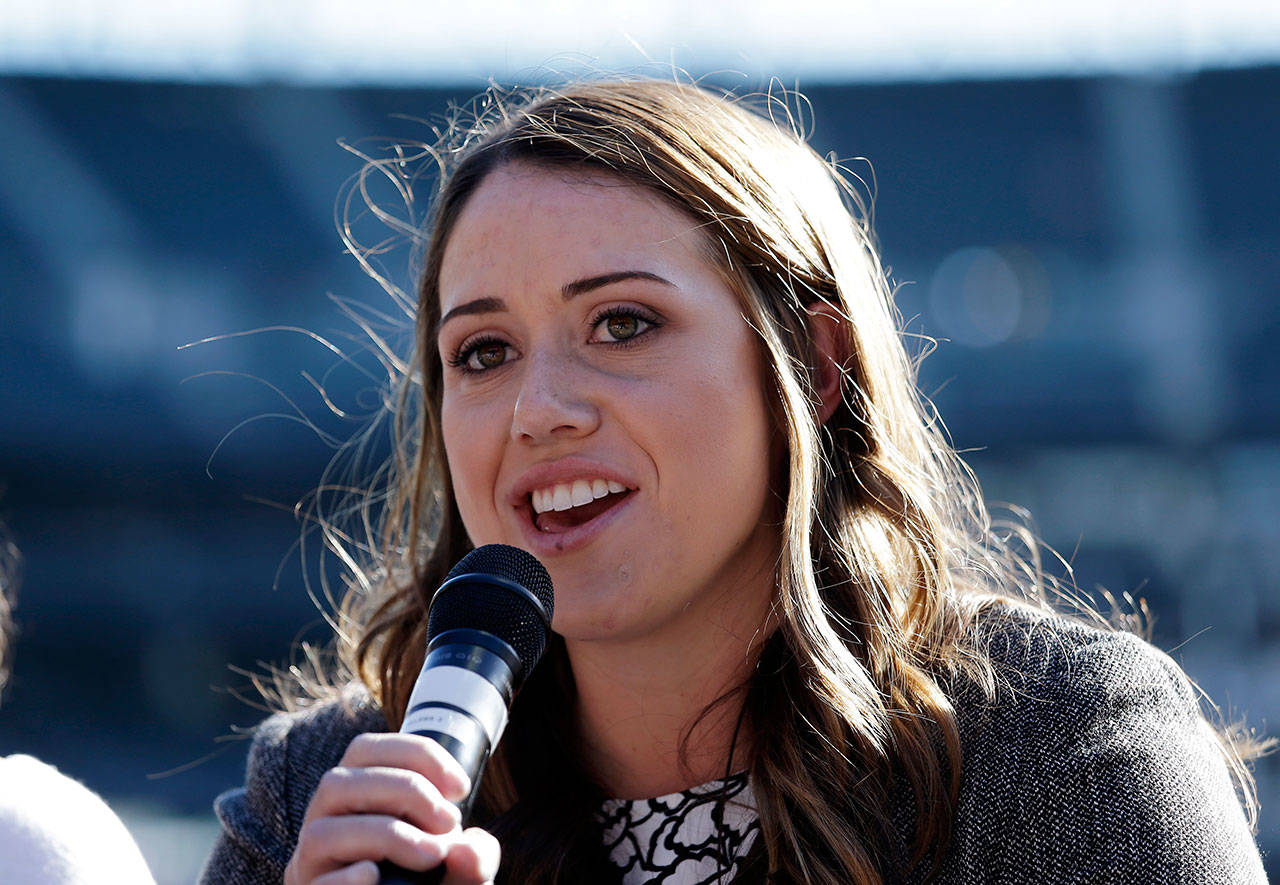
379, 544, 554, 885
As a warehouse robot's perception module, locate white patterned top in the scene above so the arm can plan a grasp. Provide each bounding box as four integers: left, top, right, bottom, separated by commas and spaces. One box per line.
597, 772, 759, 884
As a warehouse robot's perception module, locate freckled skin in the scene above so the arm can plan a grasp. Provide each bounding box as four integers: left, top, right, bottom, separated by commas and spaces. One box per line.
437, 163, 779, 654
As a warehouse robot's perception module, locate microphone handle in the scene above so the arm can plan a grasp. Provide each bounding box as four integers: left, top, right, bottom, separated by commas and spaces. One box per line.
378, 637, 509, 883
375, 727, 484, 884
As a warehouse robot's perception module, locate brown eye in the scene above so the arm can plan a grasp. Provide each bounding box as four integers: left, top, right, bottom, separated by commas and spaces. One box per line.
605, 314, 640, 340
470, 343, 509, 370
588, 308, 660, 345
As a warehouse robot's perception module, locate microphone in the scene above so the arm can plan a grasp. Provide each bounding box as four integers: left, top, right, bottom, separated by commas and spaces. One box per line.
379, 544, 554, 885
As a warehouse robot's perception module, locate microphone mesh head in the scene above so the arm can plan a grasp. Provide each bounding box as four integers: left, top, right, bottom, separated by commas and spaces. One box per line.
428, 545, 554, 676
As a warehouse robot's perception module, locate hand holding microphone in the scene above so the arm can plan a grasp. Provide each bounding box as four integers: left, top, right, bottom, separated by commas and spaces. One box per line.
284, 545, 553, 885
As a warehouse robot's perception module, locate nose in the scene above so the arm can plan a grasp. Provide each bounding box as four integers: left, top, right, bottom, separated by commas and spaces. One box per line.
510, 349, 601, 443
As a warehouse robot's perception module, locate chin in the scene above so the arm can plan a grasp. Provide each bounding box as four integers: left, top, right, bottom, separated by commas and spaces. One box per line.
549, 590, 656, 646
549, 595, 625, 642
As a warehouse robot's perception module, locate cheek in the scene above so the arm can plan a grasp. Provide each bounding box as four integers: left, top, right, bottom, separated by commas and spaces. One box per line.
660, 351, 774, 513
441, 396, 501, 538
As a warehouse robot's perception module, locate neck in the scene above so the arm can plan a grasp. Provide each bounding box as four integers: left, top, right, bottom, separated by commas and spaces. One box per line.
566, 609, 772, 800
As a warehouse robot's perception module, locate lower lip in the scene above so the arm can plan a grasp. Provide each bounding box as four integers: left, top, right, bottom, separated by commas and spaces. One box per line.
517, 492, 636, 557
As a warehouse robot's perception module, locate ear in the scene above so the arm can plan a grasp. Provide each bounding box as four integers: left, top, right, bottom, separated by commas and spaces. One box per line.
806, 305, 847, 426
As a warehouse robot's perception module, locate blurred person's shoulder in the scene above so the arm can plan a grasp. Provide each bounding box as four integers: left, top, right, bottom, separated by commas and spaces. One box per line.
0, 753, 155, 883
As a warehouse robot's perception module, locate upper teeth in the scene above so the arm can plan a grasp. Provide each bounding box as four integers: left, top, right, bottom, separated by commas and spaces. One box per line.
531, 479, 627, 514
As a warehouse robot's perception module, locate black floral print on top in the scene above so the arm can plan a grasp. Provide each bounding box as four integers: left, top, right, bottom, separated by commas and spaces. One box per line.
597, 772, 759, 884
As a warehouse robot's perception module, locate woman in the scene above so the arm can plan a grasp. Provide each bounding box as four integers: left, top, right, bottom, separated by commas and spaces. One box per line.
202, 79, 1268, 884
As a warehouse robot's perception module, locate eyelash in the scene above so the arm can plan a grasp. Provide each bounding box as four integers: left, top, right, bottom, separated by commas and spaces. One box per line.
447, 334, 511, 375
446, 306, 663, 375
587, 305, 662, 345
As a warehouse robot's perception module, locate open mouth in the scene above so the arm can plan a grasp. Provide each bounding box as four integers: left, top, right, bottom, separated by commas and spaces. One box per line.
530, 478, 633, 534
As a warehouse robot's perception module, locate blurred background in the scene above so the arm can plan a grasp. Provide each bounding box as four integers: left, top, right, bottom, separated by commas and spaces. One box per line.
1, 2, 1277, 881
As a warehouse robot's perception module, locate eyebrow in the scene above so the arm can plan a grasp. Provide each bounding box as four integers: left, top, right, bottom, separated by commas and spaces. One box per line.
438, 271, 674, 330
560, 270, 673, 300
439, 296, 505, 329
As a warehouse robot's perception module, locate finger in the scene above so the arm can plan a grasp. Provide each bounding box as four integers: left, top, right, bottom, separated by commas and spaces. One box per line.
312, 860, 380, 885
442, 828, 501, 885
340, 733, 471, 802
293, 815, 448, 878
303, 765, 461, 835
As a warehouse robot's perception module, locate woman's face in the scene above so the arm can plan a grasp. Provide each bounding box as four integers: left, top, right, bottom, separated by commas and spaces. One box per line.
437, 163, 779, 646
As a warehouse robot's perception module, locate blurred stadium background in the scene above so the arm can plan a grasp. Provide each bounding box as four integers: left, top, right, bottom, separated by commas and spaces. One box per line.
1, 3, 1278, 881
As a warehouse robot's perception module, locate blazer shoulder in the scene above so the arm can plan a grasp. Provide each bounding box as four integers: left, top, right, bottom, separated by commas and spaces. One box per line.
945, 606, 1265, 883
254, 685, 388, 827
973, 605, 1196, 718
201, 685, 388, 884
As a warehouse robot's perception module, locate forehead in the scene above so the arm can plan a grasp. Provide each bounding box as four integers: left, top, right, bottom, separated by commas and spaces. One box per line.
436, 163, 715, 307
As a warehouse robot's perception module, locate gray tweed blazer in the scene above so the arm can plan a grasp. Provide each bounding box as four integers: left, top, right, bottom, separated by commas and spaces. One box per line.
199, 610, 1268, 883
